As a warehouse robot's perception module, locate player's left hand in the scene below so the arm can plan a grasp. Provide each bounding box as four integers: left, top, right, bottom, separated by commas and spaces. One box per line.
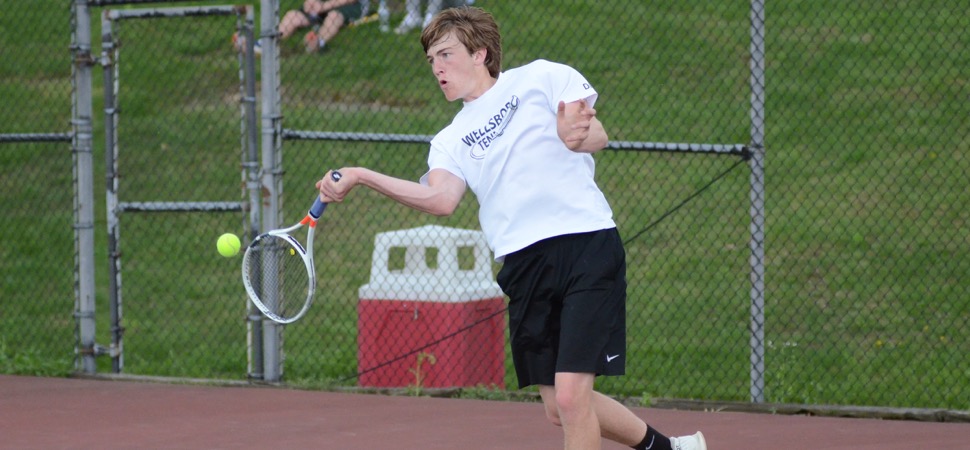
557, 99, 596, 150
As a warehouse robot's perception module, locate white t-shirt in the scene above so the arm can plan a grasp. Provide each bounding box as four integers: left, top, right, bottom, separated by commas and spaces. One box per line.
421, 59, 616, 260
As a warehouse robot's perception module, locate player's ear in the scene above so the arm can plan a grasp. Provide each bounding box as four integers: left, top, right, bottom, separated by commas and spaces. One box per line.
473, 47, 487, 65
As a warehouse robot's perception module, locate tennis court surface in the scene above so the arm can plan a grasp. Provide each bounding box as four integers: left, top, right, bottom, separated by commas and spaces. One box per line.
2, 375, 966, 449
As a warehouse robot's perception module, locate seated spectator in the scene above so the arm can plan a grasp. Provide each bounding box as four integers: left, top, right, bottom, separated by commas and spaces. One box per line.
233, 0, 371, 55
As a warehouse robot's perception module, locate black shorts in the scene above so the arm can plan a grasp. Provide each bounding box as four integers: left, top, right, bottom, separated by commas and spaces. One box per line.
496, 228, 627, 389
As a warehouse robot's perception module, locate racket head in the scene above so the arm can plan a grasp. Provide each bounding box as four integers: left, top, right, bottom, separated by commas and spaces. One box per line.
241, 231, 315, 324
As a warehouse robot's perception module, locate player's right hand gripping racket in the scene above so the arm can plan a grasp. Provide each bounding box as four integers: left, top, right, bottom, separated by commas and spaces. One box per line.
241, 171, 341, 324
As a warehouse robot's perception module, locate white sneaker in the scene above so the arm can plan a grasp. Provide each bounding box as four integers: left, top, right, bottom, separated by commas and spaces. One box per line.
671, 431, 707, 450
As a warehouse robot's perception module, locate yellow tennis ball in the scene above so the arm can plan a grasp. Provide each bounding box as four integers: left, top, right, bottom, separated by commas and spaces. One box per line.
217, 233, 241, 257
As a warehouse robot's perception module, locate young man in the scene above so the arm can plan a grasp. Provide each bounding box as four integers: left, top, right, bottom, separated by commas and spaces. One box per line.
317, 7, 707, 450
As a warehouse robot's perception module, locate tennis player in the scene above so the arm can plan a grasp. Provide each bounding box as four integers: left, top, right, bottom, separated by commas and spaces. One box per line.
317, 6, 706, 450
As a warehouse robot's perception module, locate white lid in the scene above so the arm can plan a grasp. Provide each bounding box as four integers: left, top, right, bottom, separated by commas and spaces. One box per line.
358, 225, 504, 302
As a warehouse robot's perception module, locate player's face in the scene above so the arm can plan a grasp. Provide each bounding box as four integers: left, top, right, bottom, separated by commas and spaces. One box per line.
426, 32, 489, 102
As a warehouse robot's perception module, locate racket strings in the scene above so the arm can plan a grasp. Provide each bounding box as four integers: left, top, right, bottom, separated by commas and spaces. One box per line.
244, 235, 311, 320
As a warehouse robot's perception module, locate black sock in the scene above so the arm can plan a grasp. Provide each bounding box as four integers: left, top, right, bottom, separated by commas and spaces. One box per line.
633, 426, 672, 450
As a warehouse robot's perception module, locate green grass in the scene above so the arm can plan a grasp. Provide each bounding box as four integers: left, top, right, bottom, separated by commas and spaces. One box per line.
1, 1, 967, 410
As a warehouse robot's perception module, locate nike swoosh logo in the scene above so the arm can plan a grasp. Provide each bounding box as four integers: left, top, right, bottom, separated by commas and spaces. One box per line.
606, 354, 620, 363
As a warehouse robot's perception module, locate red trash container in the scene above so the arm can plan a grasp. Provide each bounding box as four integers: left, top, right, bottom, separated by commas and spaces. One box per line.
357, 225, 506, 389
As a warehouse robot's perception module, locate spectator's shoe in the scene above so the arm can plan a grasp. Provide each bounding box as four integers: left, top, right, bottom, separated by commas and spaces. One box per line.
231, 32, 262, 56
394, 14, 422, 34
303, 30, 325, 53
671, 432, 707, 450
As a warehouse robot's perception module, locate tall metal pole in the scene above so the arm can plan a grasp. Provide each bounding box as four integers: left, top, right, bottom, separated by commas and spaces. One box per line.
102, 12, 125, 373
72, 0, 98, 374
237, 6, 265, 380
260, 0, 284, 381
748, 0, 767, 403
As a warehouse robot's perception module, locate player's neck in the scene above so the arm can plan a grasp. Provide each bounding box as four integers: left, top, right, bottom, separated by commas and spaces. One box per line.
463, 75, 498, 103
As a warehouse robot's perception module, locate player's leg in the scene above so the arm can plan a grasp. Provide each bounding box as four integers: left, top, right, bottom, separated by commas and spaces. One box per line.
543, 380, 706, 450
538, 385, 562, 427
551, 229, 646, 448
499, 232, 653, 448
591, 389, 648, 445
541, 377, 651, 448
551, 372, 601, 450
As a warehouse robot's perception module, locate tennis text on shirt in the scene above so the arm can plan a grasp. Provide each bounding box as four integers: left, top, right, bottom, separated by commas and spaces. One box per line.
462, 96, 519, 159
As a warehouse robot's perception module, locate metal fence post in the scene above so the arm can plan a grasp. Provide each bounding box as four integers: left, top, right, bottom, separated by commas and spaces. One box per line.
237, 5, 265, 381
748, 0, 767, 403
260, 0, 284, 382
72, 0, 98, 375
101, 10, 124, 374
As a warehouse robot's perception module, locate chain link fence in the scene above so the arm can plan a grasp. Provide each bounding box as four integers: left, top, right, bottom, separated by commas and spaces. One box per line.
1, 3, 75, 376
1, 0, 966, 412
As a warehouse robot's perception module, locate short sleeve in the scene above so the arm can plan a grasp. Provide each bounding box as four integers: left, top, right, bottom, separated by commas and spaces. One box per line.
419, 140, 465, 185
537, 59, 599, 109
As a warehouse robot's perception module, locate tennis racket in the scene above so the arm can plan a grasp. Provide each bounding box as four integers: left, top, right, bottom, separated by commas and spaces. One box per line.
241, 171, 341, 324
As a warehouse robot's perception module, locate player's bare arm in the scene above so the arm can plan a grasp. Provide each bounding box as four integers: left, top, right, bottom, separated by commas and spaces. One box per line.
317, 167, 466, 216
557, 99, 608, 153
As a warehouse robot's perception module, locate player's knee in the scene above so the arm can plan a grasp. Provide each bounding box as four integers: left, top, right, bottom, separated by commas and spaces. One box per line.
538, 386, 564, 427
544, 404, 562, 427
553, 388, 589, 423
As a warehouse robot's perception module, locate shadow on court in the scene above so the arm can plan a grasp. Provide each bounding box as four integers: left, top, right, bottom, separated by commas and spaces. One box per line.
1, 375, 966, 449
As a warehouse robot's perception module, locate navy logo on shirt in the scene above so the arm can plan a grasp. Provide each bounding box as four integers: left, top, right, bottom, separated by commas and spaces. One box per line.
462, 96, 519, 160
